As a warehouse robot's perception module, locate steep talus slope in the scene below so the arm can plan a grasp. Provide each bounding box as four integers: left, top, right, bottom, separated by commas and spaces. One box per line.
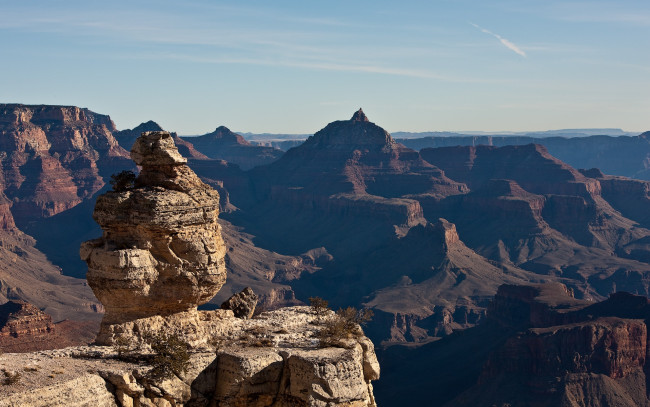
207, 219, 329, 311
361, 219, 546, 343
182, 126, 283, 170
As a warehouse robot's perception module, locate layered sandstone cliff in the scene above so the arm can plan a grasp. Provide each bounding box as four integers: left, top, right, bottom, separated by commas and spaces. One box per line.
80, 131, 227, 345
0, 104, 130, 225
446, 285, 650, 407
0, 300, 96, 353
377, 284, 650, 406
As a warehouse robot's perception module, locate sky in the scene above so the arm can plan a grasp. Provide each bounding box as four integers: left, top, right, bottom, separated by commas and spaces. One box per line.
1, 0, 649, 134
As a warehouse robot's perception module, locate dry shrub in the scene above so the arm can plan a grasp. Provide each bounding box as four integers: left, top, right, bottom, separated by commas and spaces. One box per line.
309, 297, 330, 320
317, 307, 374, 347
146, 333, 190, 379
110, 170, 136, 192
2, 369, 21, 385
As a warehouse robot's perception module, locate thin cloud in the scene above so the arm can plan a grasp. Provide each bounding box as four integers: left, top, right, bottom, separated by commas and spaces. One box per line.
470, 23, 527, 57
154, 52, 491, 83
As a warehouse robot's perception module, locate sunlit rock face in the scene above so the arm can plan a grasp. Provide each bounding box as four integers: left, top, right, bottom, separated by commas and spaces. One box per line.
81, 131, 227, 342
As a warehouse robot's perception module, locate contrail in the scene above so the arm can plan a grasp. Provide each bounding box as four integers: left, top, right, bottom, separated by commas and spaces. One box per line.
470, 22, 526, 57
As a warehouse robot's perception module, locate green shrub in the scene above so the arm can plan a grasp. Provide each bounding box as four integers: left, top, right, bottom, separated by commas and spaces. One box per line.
110, 170, 136, 192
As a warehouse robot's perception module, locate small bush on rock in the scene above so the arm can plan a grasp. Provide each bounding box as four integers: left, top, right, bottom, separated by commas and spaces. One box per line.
146, 333, 190, 379
110, 170, 136, 192
113, 336, 133, 358
309, 296, 330, 321
317, 306, 374, 347
2, 369, 21, 385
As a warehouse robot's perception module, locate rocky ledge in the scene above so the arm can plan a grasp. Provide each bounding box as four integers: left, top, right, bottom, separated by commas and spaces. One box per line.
0, 306, 379, 407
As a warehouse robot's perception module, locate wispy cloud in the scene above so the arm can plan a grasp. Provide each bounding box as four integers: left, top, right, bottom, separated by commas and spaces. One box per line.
470, 23, 526, 57
148, 52, 495, 83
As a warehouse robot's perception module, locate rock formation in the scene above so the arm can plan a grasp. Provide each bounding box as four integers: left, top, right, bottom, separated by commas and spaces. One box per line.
377, 283, 650, 406
81, 131, 227, 345
399, 130, 650, 181
0, 301, 53, 350
114, 121, 209, 160
0, 300, 96, 353
220, 287, 258, 319
0, 306, 379, 407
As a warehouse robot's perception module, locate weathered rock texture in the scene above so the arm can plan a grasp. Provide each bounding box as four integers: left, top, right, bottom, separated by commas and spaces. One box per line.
74, 131, 378, 406
220, 287, 258, 319
0, 301, 53, 349
80, 131, 227, 344
0, 307, 379, 407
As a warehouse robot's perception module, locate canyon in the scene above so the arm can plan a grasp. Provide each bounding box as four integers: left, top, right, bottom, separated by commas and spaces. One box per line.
1, 103, 650, 405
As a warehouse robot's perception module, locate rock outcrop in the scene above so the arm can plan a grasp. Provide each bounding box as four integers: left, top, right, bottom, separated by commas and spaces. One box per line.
80, 131, 227, 345
0, 300, 96, 353
0, 307, 379, 407
399, 130, 650, 181
0, 301, 53, 349
220, 287, 258, 319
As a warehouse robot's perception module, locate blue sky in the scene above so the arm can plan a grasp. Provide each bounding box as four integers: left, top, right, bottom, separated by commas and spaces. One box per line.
1, 0, 649, 134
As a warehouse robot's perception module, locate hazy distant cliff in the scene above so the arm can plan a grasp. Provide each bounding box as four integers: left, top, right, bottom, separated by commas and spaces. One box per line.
399, 131, 650, 181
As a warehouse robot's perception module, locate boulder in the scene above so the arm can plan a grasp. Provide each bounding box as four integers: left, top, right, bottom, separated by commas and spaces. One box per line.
220, 287, 258, 319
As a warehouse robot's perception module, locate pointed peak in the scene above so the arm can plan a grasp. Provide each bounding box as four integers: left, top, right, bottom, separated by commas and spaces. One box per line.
132, 120, 163, 132
215, 125, 231, 133
351, 108, 369, 122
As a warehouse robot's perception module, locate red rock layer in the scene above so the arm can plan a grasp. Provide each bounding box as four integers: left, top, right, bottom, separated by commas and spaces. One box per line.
0, 300, 97, 353
0, 104, 130, 225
